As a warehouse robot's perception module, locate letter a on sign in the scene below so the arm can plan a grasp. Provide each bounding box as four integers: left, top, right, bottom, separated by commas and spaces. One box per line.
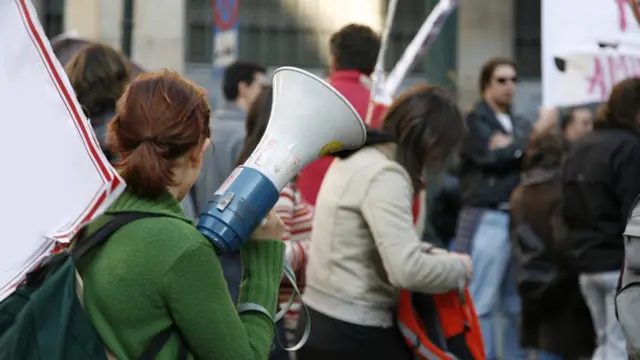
0, 0, 126, 301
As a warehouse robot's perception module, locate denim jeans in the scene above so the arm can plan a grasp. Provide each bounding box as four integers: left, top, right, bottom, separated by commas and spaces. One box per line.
579, 271, 627, 360
468, 210, 526, 360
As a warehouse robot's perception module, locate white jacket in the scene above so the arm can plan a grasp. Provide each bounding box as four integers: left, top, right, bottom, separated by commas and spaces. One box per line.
303, 143, 468, 328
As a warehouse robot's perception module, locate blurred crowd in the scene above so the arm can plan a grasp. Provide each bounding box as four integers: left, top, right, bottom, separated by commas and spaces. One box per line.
53, 19, 640, 360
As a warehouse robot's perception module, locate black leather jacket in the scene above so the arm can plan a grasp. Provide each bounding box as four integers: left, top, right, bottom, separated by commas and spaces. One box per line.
562, 124, 640, 273
459, 100, 532, 208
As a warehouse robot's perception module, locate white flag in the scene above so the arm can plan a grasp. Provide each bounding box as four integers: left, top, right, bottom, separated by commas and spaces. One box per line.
0, 0, 125, 301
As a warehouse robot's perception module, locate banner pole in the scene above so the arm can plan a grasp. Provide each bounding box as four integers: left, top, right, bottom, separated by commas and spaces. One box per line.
385, 0, 458, 97
364, 0, 398, 125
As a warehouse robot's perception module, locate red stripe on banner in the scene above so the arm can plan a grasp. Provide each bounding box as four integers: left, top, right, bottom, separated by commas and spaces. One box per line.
109, 176, 121, 193
14, 0, 119, 243
79, 189, 109, 225
17, 0, 111, 183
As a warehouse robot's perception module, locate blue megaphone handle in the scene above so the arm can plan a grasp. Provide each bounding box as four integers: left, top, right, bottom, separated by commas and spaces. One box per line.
197, 167, 280, 253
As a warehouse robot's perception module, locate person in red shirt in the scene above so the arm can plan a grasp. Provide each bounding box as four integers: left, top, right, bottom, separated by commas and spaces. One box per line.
297, 24, 387, 205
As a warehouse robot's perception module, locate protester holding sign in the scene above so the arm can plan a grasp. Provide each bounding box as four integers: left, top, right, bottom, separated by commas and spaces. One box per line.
562, 78, 640, 360
77, 70, 286, 359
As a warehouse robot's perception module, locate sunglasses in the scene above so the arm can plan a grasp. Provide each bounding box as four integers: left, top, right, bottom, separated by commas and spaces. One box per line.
495, 76, 518, 84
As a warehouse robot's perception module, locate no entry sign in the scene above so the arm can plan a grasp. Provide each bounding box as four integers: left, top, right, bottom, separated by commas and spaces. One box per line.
213, 0, 239, 31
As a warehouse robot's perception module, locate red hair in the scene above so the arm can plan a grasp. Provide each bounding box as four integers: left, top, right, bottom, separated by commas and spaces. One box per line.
107, 69, 210, 198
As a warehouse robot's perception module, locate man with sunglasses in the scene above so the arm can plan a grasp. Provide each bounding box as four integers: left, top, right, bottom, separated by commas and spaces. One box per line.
454, 58, 531, 360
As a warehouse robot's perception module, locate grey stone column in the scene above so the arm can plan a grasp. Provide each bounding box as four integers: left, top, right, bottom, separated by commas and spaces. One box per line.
456, 0, 514, 111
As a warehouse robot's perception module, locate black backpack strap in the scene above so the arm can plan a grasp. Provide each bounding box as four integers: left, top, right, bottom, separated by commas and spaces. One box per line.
138, 326, 187, 360
70, 212, 188, 359
71, 212, 159, 262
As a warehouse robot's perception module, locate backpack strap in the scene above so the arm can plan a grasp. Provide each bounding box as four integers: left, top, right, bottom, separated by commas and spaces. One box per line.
71, 212, 188, 360
138, 326, 187, 360
71, 212, 161, 262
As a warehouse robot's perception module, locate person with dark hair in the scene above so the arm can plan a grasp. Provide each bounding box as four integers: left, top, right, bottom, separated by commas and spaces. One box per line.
63, 42, 200, 220
453, 57, 531, 360
510, 128, 595, 360
78, 70, 286, 359
65, 42, 131, 162
237, 85, 314, 359
296, 24, 386, 207
192, 60, 266, 217
561, 106, 593, 143
221, 61, 267, 106
295, 85, 472, 360
563, 78, 640, 360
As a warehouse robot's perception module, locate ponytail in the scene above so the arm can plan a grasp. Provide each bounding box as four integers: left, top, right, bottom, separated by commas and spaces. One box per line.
115, 141, 176, 198
106, 70, 211, 200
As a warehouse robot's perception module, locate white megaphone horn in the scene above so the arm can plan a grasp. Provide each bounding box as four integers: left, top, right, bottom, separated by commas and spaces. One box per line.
197, 66, 367, 253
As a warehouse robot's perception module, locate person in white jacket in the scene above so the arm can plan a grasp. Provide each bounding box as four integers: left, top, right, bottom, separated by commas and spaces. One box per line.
295, 84, 473, 360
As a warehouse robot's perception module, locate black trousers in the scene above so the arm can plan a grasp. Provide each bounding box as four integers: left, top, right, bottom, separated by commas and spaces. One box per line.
269, 314, 291, 360
294, 306, 413, 360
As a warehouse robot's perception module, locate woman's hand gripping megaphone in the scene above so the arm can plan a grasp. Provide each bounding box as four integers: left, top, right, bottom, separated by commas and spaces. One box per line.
251, 209, 285, 241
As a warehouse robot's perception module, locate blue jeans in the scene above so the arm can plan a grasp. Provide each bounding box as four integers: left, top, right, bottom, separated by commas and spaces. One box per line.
468, 210, 526, 360
579, 272, 627, 360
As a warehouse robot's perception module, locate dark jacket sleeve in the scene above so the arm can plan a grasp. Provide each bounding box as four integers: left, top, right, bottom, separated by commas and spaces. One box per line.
613, 141, 640, 220
462, 113, 524, 170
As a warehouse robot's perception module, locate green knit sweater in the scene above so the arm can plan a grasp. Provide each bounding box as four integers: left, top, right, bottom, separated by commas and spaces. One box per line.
76, 190, 285, 360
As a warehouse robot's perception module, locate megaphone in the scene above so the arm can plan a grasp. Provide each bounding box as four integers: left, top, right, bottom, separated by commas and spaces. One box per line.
197, 66, 367, 253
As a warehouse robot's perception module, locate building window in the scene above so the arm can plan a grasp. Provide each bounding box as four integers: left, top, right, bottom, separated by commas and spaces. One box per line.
186, 0, 213, 63
185, 0, 428, 72
514, 0, 541, 79
42, 0, 64, 39
237, 0, 326, 68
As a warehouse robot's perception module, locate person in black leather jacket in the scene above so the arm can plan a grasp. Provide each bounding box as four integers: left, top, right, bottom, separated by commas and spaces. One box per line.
454, 58, 532, 360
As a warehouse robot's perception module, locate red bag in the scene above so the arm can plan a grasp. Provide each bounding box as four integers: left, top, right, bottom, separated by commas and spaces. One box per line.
396, 195, 485, 360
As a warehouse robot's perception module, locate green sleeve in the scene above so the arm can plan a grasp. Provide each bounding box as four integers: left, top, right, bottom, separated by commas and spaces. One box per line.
162, 239, 285, 360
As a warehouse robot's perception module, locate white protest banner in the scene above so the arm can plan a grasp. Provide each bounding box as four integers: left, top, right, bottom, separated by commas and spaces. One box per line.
364, 0, 398, 124
385, 0, 457, 97
542, 0, 640, 107
0, 0, 125, 301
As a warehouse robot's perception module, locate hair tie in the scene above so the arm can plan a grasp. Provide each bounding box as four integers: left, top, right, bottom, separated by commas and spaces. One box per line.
140, 136, 157, 145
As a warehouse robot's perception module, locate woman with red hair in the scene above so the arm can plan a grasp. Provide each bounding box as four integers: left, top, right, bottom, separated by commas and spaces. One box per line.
76, 70, 285, 359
